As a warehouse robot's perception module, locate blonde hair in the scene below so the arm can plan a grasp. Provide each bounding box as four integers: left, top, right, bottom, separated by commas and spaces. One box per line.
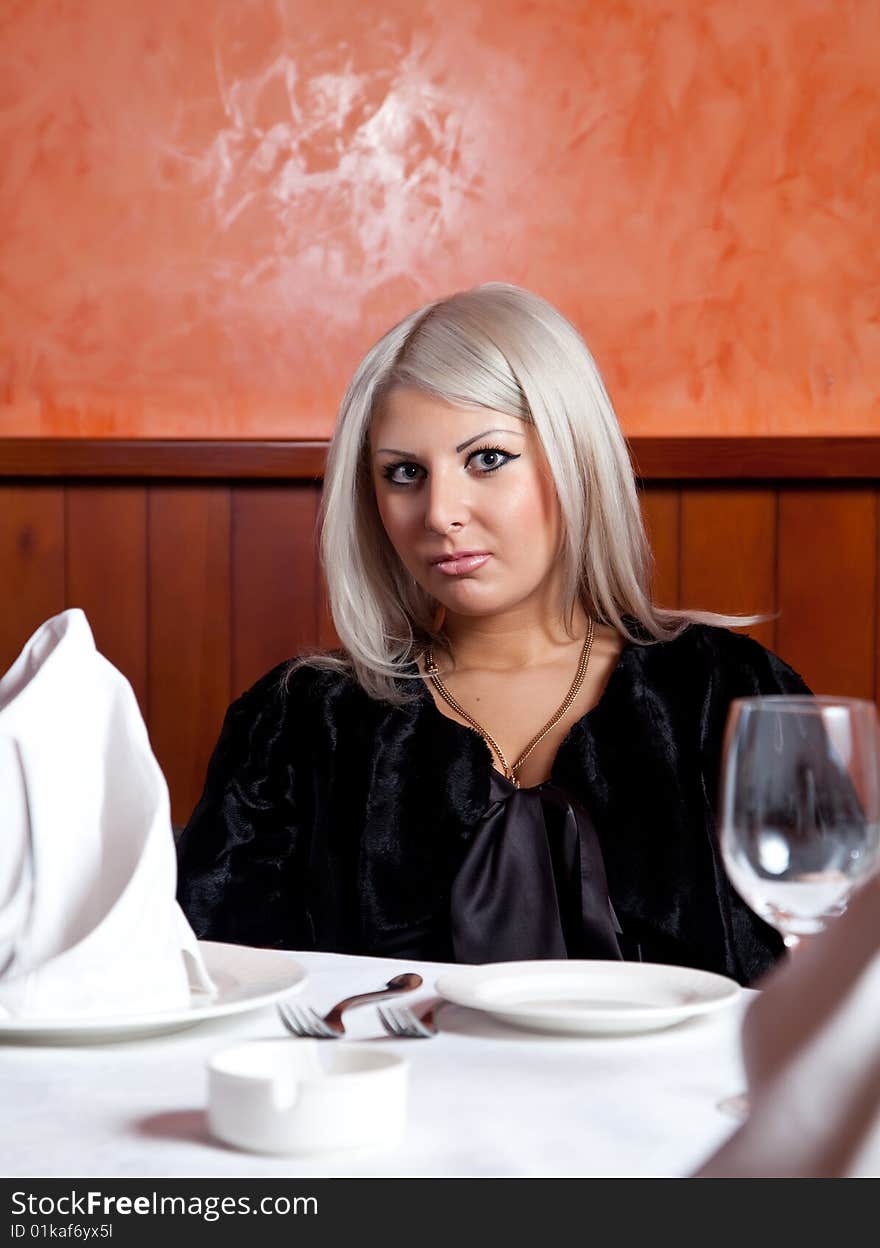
292, 282, 761, 704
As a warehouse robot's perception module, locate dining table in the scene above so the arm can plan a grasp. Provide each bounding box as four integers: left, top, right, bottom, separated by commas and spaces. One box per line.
1, 947, 752, 1179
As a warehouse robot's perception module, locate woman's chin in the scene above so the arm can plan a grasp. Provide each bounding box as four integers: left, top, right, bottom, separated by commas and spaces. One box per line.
433, 587, 522, 620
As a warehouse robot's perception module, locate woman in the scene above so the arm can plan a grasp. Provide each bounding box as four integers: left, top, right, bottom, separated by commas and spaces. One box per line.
177, 283, 810, 984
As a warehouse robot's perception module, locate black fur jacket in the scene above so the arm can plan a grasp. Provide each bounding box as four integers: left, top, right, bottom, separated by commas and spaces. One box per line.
176, 623, 810, 985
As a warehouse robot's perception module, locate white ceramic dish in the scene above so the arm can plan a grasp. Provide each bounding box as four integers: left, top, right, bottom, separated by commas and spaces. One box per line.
208, 1038, 409, 1155
0, 941, 307, 1044
435, 960, 742, 1036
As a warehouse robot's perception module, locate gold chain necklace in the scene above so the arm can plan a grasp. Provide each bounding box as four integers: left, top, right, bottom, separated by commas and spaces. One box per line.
424, 617, 595, 789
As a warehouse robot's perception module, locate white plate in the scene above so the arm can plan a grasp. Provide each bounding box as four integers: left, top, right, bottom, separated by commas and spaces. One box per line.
435, 960, 741, 1036
0, 941, 307, 1044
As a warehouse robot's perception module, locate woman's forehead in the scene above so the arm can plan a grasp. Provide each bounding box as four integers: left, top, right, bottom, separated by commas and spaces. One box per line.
371, 386, 529, 448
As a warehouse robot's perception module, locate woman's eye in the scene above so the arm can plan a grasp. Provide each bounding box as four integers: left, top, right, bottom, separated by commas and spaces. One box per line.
383, 462, 425, 485
467, 448, 518, 473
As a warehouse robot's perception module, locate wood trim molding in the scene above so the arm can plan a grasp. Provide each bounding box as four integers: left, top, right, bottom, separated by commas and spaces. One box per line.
627, 437, 880, 480
0, 440, 327, 479
1, 437, 879, 480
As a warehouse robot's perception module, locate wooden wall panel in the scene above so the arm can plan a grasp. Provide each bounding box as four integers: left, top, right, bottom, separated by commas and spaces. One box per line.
3, 448, 880, 823
148, 486, 231, 828
640, 487, 680, 608
0, 486, 65, 676
680, 489, 777, 652
65, 485, 148, 711
777, 489, 877, 698
231, 485, 320, 697
317, 574, 340, 652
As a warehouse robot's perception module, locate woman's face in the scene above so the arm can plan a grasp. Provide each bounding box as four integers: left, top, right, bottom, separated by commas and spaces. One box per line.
369, 386, 564, 620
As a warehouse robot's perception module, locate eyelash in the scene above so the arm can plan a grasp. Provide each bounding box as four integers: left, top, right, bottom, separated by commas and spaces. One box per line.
380, 445, 520, 487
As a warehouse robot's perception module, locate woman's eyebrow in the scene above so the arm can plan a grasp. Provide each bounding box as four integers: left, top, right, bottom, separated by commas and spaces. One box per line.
455, 428, 526, 452
375, 428, 526, 457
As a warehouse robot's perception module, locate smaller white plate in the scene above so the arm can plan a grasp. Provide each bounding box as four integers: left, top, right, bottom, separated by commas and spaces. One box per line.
435, 960, 741, 1036
0, 941, 307, 1044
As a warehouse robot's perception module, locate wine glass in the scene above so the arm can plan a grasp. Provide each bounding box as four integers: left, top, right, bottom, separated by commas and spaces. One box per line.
717, 695, 880, 1117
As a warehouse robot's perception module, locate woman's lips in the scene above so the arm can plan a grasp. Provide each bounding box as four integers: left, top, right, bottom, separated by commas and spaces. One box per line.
431, 553, 491, 576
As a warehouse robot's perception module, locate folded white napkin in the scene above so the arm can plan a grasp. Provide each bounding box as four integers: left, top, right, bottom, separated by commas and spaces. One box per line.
0, 609, 215, 1019
696, 872, 880, 1178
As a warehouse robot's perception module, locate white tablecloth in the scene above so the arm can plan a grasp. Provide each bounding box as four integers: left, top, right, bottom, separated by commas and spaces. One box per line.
0, 950, 751, 1178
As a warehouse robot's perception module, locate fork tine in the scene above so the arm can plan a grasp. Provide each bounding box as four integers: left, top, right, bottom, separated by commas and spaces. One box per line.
285, 1004, 317, 1036
385, 1006, 415, 1034
277, 1002, 339, 1039
377, 1006, 406, 1036
377, 1004, 434, 1039
394, 1005, 436, 1038
304, 1007, 339, 1039
382, 1006, 418, 1037
277, 1003, 308, 1036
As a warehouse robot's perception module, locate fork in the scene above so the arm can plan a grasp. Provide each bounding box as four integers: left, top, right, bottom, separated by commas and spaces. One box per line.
377, 997, 444, 1039
277, 972, 422, 1038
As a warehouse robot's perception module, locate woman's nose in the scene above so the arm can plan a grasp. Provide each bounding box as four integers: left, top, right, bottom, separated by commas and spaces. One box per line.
423, 470, 467, 535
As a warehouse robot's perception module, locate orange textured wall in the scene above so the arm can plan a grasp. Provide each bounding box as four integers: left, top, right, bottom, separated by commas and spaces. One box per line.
1, 0, 878, 438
